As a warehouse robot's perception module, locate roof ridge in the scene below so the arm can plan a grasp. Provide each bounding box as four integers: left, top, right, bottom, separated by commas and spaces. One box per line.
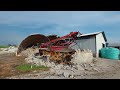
80, 31, 103, 36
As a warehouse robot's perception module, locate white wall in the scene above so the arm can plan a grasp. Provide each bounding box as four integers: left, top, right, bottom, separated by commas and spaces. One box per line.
96, 33, 106, 57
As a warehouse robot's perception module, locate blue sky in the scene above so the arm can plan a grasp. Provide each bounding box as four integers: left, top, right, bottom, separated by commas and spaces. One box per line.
0, 11, 120, 45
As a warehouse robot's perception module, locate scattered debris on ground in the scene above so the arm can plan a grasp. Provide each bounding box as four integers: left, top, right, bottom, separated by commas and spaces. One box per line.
6, 51, 120, 79
0, 47, 48, 79
18, 47, 39, 57
71, 49, 93, 64
0, 46, 18, 55
1, 46, 120, 79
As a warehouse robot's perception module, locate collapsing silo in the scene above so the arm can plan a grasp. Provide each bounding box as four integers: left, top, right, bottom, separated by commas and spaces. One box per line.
16, 34, 50, 56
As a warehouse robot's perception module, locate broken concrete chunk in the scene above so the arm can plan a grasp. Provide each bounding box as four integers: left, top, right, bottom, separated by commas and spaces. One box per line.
69, 75, 74, 78
63, 72, 70, 78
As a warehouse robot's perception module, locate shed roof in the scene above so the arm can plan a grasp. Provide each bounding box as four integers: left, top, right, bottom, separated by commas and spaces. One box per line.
79, 31, 107, 42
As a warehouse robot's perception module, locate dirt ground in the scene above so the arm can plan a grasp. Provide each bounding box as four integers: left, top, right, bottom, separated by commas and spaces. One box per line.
1, 53, 120, 79
0, 53, 26, 79
0, 53, 50, 79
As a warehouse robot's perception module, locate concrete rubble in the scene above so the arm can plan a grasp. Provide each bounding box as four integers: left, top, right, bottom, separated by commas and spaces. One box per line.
0, 46, 18, 54
71, 49, 93, 64
24, 49, 95, 78
3, 47, 120, 79
18, 48, 39, 57
6, 53, 120, 79
4, 47, 120, 79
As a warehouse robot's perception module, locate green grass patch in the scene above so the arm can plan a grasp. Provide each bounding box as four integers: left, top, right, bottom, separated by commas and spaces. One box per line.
16, 64, 49, 72
0, 46, 9, 48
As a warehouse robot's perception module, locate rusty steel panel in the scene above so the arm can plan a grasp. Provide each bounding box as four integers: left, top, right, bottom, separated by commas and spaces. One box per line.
17, 34, 50, 55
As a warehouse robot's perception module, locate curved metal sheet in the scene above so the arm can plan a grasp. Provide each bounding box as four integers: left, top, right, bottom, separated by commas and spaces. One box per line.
47, 35, 58, 41
17, 34, 50, 55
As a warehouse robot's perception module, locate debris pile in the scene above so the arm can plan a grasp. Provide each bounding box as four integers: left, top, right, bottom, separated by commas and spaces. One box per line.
71, 49, 93, 64
24, 50, 95, 78
18, 47, 39, 57
0, 46, 18, 54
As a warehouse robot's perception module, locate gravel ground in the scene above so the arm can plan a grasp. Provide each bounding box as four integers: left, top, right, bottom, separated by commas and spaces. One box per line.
6, 58, 120, 79
1, 47, 120, 79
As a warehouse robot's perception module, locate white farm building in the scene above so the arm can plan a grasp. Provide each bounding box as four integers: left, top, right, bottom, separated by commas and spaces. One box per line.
70, 31, 107, 57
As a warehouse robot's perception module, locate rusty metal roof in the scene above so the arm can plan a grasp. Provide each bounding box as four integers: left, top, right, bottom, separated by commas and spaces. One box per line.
17, 34, 50, 55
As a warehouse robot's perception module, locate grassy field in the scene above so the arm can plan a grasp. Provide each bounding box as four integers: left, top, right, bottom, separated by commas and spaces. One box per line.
0, 46, 9, 48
